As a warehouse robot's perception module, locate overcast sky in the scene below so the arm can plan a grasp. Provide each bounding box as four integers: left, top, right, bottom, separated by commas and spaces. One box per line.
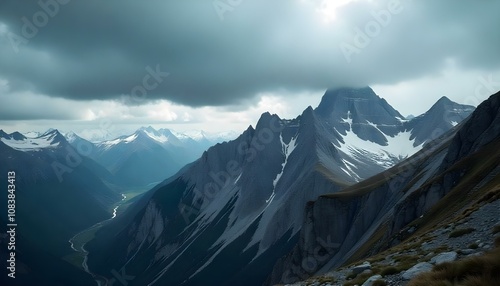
0, 0, 499, 140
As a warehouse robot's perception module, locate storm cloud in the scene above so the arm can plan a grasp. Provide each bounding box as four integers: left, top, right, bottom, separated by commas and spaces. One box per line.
0, 0, 499, 109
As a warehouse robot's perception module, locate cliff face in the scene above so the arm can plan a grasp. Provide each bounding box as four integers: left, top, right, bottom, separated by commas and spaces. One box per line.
268, 91, 500, 285
444, 91, 500, 164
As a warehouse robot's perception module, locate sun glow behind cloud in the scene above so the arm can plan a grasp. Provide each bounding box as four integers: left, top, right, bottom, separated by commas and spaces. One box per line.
314, 0, 356, 23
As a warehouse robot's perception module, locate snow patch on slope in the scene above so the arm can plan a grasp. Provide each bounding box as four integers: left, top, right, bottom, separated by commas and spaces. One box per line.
338, 116, 422, 163
1, 134, 60, 151
143, 130, 169, 143
242, 133, 298, 257
267, 134, 297, 204
100, 134, 138, 149
340, 159, 362, 181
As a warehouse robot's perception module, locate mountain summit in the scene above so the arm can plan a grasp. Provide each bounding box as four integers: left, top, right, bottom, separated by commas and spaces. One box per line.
404, 95, 475, 146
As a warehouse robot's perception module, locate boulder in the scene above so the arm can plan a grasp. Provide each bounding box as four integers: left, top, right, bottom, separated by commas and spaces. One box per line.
362, 274, 383, 286
352, 261, 371, 275
460, 249, 475, 255
430, 251, 457, 265
402, 262, 433, 280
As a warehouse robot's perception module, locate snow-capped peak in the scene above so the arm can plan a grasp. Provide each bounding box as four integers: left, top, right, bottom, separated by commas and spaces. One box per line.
1, 130, 63, 152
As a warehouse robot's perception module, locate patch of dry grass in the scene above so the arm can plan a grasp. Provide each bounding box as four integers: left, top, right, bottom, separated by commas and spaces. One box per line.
380, 266, 400, 276
492, 225, 500, 234
495, 236, 500, 248
342, 272, 373, 286
467, 243, 478, 249
315, 276, 336, 284
449, 228, 475, 238
372, 280, 387, 286
430, 244, 450, 254
408, 246, 500, 286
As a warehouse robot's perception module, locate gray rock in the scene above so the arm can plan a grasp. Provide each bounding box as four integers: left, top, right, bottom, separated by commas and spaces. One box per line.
460, 249, 475, 255
402, 262, 433, 280
430, 251, 457, 265
352, 261, 371, 275
362, 275, 383, 286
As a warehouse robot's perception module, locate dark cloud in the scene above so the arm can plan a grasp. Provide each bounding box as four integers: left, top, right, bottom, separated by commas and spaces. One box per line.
0, 0, 499, 107
0, 92, 83, 120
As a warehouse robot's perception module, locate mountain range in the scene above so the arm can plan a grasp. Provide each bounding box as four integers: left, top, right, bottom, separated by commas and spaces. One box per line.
268, 89, 500, 285
0, 129, 121, 286
84, 87, 477, 286
70, 127, 237, 188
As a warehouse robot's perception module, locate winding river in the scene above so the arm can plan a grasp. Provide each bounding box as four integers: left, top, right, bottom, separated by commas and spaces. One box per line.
69, 194, 127, 286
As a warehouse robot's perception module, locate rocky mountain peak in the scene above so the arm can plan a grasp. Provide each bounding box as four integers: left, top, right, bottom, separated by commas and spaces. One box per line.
0, 130, 27, 140
9, 131, 27, 141
315, 87, 377, 117
41, 129, 66, 144
255, 111, 281, 131
313, 87, 406, 144
428, 96, 474, 114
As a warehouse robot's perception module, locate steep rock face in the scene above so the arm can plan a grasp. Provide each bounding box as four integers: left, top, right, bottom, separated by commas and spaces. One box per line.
268, 91, 498, 285
443, 92, 500, 163
391, 91, 500, 233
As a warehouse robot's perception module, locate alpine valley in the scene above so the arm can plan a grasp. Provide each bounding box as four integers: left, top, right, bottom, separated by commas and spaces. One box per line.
0, 126, 234, 285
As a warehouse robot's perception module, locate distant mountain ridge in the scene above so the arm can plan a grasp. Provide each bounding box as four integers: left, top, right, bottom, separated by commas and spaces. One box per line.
66, 126, 237, 188
85, 87, 475, 286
